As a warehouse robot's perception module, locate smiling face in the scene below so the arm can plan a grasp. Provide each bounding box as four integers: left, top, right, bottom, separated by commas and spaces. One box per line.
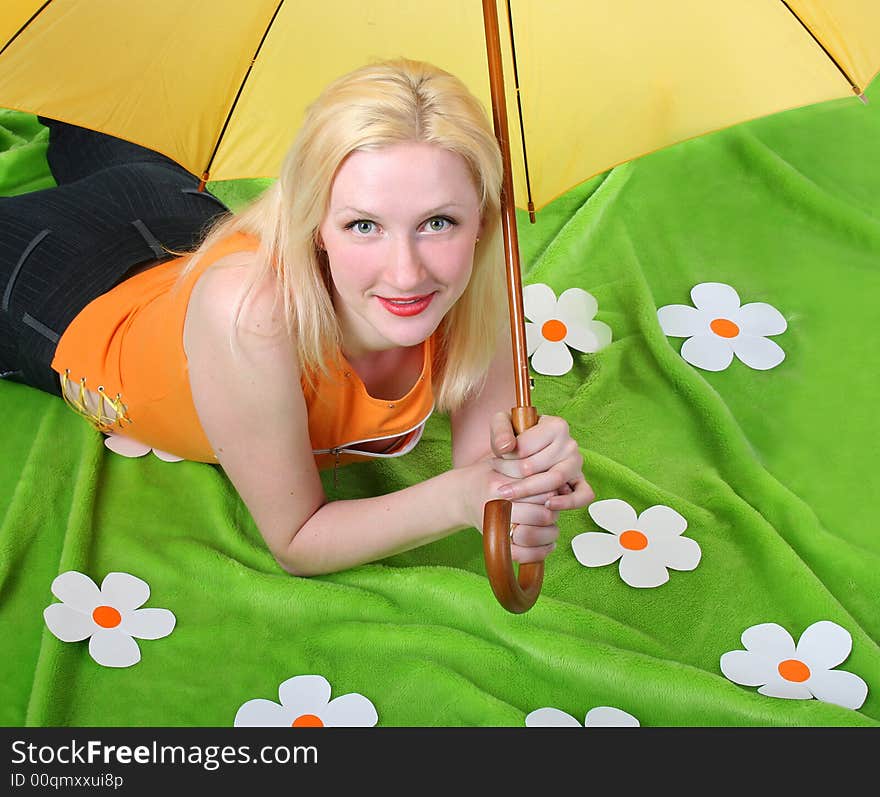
317, 141, 483, 357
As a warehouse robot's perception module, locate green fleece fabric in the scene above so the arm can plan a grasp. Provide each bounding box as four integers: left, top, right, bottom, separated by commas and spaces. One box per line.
1, 82, 878, 727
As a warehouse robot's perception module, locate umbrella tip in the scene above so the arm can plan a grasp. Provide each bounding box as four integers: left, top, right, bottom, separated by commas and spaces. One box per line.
857, 92, 868, 105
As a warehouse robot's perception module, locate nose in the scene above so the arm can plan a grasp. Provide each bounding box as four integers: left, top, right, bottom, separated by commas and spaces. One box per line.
385, 235, 428, 292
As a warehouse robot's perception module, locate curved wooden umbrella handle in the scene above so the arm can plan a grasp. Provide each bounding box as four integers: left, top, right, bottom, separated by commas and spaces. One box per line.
483, 501, 544, 613
482, 406, 543, 613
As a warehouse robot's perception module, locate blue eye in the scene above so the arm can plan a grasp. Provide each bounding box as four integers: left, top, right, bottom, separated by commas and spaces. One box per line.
425, 216, 456, 232
346, 220, 376, 235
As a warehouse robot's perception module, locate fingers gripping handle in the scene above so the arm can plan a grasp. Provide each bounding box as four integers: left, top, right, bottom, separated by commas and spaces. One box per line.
482, 406, 543, 613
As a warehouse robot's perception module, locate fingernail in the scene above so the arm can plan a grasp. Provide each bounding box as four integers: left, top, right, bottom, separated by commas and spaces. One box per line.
497, 485, 514, 499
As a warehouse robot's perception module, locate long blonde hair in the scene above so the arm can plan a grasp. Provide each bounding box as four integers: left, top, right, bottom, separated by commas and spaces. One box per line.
184, 58, 505, 412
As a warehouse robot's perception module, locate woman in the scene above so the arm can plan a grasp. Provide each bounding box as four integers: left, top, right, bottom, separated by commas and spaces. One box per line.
1, 58, 594, 576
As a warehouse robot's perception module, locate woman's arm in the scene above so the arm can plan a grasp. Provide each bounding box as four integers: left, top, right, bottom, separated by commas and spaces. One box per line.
184, 258, 530, 576
450, 324, 518, 467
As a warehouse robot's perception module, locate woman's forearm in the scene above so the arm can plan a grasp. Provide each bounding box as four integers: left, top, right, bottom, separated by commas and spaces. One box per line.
280, 468, 472, 576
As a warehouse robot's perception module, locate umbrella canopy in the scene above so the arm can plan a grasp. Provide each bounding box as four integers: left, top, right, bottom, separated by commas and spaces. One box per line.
2, 0, 878, 214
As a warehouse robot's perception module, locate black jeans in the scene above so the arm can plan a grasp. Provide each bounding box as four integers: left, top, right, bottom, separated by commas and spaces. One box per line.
0, 119, 229, 395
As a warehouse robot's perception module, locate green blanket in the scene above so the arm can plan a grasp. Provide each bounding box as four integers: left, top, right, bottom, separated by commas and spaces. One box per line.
1, 83, 878, 727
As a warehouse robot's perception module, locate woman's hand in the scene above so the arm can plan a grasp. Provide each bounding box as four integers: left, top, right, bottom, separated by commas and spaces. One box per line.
488, 411, 594, 513
457, 458, 564, 564
454, 411, 593, 564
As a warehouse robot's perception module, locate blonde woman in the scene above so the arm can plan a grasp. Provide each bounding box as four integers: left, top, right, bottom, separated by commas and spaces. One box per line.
0, 59, 594, 576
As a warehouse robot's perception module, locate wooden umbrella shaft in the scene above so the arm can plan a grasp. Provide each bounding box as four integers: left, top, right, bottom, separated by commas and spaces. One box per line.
481, 0, 543, 613
482, 0, 531, 411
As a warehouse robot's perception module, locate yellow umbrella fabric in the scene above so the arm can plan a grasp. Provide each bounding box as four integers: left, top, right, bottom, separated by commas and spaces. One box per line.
1, 0, 878, 213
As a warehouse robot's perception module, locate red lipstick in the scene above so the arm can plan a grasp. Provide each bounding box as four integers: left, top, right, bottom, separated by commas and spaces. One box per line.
377, 293, 435, 317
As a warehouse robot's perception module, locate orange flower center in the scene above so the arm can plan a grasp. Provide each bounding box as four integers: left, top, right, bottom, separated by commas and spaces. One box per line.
291, 714, 324, 728
619, 529, 648, 551
778, 658, 811, 683
710, 318, 739, 338
92, 605, 122, 628
541, 319, 568, 342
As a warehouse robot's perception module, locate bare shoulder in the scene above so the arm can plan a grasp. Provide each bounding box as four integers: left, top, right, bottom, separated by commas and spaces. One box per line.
184, 250, 300, 397
186, 250, 287, 345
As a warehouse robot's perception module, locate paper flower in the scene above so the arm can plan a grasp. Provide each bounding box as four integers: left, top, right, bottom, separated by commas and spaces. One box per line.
43, 571, 176, 668
657, 282, 787, 371
526, 706, 640, 727
720, 621, 868, 710
524, 283, 612, 375
234, 675, 378, 727
104, 434, 183, 462
571, 498, 701, 588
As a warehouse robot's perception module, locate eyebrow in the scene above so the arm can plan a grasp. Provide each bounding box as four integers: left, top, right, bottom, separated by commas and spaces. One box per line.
332, 203, 465, 218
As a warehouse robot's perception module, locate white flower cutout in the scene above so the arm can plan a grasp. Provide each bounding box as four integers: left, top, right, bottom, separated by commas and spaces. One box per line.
524, 283, 612, 375
571, 498, 701, 588
657, 282, 787, 371
720, 621, 868, 710
526, 706, 640, 727
234, 675, 378, 727
104, 434, 183, 462
43, 571, 176, 668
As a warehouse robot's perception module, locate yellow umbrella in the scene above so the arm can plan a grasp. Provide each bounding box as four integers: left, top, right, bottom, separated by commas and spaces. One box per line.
3, 1, 877, 213
2, 0, 878, 612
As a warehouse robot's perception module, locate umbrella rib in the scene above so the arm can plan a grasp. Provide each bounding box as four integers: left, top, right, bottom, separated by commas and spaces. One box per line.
778, 0, 865, 98
198, 0, 286, 189
0, 0, 53, 58
504, 0, 536, 223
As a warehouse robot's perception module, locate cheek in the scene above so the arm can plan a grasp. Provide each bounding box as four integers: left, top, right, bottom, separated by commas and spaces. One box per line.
436, 241, 476, 284
326, 245, 375, 293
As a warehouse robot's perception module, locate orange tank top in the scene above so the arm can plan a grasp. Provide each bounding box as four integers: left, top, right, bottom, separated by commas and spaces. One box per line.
50, 232, 435, 468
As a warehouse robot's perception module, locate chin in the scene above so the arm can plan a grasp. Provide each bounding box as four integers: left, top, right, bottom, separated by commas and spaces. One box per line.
379, 322, 438, 349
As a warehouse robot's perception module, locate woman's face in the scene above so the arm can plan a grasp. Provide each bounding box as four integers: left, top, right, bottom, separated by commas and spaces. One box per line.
318, 141, 483, 356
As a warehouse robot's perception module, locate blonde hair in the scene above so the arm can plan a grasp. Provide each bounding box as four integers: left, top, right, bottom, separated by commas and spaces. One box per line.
183, 58, 505, 412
